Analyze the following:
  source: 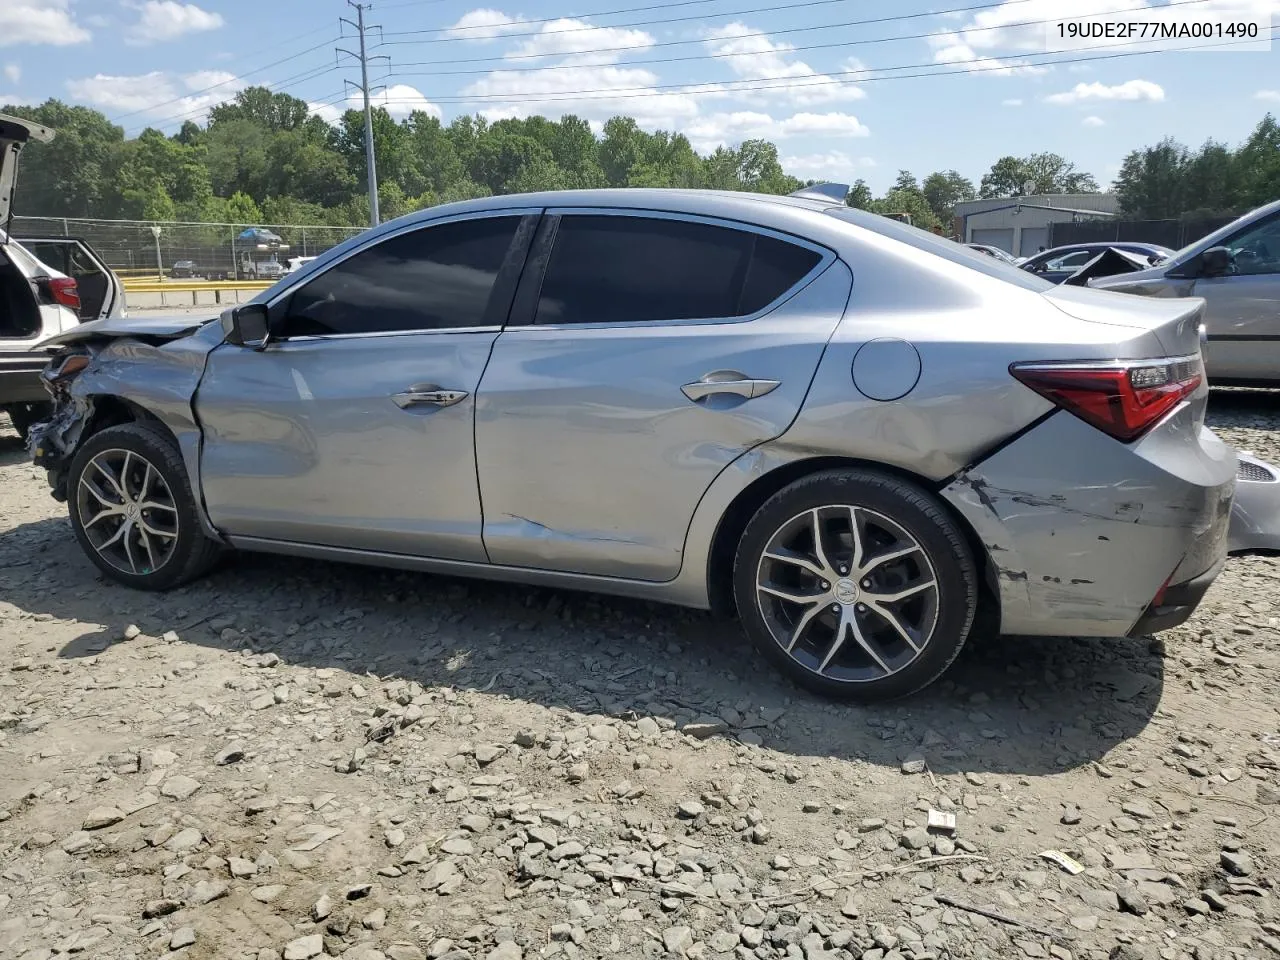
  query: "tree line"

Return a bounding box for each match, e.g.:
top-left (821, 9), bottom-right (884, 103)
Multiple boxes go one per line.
top-left (4, 87), bottom-right (1278, 229)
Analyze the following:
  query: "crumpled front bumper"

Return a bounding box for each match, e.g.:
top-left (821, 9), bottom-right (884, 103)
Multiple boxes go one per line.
top-left (1230, 450), bottom-right (1280, 553)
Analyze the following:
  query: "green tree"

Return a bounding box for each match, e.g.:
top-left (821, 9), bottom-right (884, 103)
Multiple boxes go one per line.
top-left (921, 170), bottom-right (976, 224)
top-left (845, 179), bottom-right (874, 210)
top-left (980, 153), bottom-right (1098, 198)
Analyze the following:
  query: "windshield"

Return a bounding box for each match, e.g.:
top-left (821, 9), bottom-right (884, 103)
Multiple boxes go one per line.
top-left (1167, 199), bottom-right (1280, 265)
top-left (826, 207), bottom-right (1054, 291)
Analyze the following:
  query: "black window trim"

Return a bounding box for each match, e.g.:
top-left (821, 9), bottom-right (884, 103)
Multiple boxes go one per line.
top-left (507, 206), bottom-right (836, 330)
top-left (261, 207), bottom-right (545, 343)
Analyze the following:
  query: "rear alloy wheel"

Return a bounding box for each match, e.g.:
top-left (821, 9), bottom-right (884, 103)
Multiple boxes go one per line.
top-left (734, 469), bottom-right (978, 701)
top-left (68, 422), bottom-right (222, 590)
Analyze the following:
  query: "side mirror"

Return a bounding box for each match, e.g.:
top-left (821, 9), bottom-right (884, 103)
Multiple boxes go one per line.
top-left (1199, 246), bottom-right (1233, 278)
top-left (221, 303), bottom-right (270, 348)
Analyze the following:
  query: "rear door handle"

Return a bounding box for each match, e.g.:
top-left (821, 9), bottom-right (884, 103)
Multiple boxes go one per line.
top-left (681, 373), bottom-right (781, 402)
top-left (392, 384), bottom-right (469, 409)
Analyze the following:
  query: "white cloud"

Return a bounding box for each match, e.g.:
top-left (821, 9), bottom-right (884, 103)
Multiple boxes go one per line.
top-left (508, 19), bottom-right (653, 63)
top-left (311, 84), bottom-right (443, 124)
top-left (0, 0), bottom-right (91, 46)
top-left (928, 0), bottom-right (1280, 64)
top-left (1044, 79), bottom-right (1164, 105)
top-left (466, 63), bottom-right (704, 128)
top-left (445, 8), bottom-right (525, 41)
top-left (66, 69), bottom-right (242, 120)
top-left (684, 110), bottom-right (868, 150)
top-left (703, 23), bottom-right (868, 105)
top-left (1082, 115), bottom-right (1105, 126)
top-left (126, 1), bottom-right (224, 46)
top-left (926, 37), bottom-right (1049, 76)
top-left (1257, 90), bottom-right (1280, 103)
top-left (1002, 98), bottom-right (1023, 106)
top-left (3, 64), bottom-right (18, 84)
top-left (780, 151), bottom-right (876, 180)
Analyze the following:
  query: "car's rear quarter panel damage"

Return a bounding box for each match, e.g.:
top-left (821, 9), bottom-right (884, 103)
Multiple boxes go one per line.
top-left (943, 408), bottom-right (1235, 637)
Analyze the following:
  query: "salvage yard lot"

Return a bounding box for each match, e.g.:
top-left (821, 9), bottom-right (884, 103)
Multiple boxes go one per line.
top-left (2, 394), bottom-right (1280, 960)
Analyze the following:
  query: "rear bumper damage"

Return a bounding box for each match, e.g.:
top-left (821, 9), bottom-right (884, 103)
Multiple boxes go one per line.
top-left (942, 410), bottom-right (1236, 638)
top-left (1127, 557), bottom-right (1224, 637)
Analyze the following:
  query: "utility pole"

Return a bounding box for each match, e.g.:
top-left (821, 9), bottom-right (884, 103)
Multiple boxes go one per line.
top-left (338, 1), bottom-right (387, 228)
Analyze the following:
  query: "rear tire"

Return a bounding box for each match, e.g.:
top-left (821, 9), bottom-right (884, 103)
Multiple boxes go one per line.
top-left (67, 421), bottom-right (222, 590)
top-left (733, 468), bottom-right (978, 701)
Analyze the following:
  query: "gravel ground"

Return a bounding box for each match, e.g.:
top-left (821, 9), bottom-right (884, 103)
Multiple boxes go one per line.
top-left (1, 394), bottom-right (1279, 960)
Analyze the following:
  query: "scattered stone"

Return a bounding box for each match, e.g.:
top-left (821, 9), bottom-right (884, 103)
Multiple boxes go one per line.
top-left (283, 934), bottom-right (324, 960)
top-left (190, 880), bottom-right (229, 905)
top-left (160, 775), bottom-right (201, 800)
top-left (901, 754), bottom-right (927, 775)
top-left (663, 925), bottom-right (694, 954)
top-left (82, 806), bottom-right (124, 830)
top-left (170, 927), bottom-right (197, 950)
top-left (1222, 850), bottom-right (1254, 876)
top-left (677, 800), bottom-right (705, 819)
top-left (681, 718), bottom-right (729, 739)
top-left (215, 744), bottom-right (246, 765)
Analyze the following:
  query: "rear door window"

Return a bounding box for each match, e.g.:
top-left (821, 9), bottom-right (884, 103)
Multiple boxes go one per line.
top-left (534, 215), bottom-right (822, 325)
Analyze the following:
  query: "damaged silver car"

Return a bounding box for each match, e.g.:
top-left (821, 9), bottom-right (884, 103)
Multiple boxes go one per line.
top-left (26, 186), bottom-right (1256, 700)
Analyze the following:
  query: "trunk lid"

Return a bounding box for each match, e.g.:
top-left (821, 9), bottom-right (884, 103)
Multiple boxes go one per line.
top-left (1043, 283), bottom-right (1206, 358)
top-left (0, 113), bottom-right (54, 240)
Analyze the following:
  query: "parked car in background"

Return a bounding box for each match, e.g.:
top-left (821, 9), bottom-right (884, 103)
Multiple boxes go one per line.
top-left (30, 185), bottom-right (1238, 702)
top-left (965, 243), bottom-right (1019, 264)
top-left (286, 255), bottom-right (317, 274)
top-left (1019, 242), bottom-right (1176, 284)
top-left (171, 260), bottom-right (200, 278)
top-left (1090, 199), bottom-right (1280, 386)
top-left (2, 114), bottom-right (125, 440)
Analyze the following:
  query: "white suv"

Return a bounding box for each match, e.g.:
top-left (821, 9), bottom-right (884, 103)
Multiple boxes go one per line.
top-left (1, 113), bottom-right (125, 439)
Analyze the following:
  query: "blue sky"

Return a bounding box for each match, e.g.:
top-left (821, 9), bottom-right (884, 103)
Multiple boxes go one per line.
top-left (2, 0), bottom-right (1278, 193)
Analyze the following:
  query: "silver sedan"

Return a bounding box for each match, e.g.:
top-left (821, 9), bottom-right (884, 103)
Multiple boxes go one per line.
top-left (29, 186), bottom-right (1236, 701)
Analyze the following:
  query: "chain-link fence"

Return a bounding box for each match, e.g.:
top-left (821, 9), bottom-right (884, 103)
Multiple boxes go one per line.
top-left (8, 216), bottom-right (366, 280)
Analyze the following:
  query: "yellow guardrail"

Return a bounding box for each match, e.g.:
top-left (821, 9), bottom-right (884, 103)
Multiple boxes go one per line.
top-left (122, 279), bottom-right (272, 293)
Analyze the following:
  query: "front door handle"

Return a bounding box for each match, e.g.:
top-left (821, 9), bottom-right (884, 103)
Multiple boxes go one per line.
top-left (392, 384), bottom-right (469, 409)
top-left (681, 372), bottom-right (782, 402)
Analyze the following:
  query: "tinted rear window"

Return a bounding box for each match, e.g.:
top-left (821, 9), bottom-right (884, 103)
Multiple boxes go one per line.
top-left (535, 215), bottom-right (822, 325)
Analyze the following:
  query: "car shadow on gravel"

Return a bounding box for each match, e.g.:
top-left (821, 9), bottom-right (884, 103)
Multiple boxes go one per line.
top-left (1, 515), bottom-right (1164, 778)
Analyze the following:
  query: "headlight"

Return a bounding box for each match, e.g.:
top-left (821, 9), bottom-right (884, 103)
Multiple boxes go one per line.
top-left (40, 352), bottom-right (91, 396)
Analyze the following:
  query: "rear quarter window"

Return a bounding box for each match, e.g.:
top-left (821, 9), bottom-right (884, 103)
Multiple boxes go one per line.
top-left (824, 207), bottom-right (1054, 292)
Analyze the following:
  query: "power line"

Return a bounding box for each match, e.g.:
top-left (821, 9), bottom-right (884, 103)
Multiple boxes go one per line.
top-left (386, 0), bottom-right (1213, 79)
top-left (379, 0), bottom-right (921, 38)
top-left (122, 62), bottom-right (343, 136)
top-left (108, 36), bottom-right (341, 123)
top-left (382, 0), bottom-right (1210, 64)
top-left (375, 28), bottom-right (1277, 106)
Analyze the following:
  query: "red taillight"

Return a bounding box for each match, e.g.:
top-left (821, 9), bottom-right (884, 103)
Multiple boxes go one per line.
top-left (1010, 356), bottom-right (1203, 443)
top-left (45, 277), bottom-right (81, 310)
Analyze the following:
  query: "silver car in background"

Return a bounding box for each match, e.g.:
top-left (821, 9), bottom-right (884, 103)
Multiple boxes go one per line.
top-left (1090, 198), bottom-right (1280, 385)
top-left (29, 186), bottom-right (1235, 701)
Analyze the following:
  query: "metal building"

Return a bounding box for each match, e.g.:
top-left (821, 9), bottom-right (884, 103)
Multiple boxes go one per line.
top-left (955, 194), bottom-right (1119, 258)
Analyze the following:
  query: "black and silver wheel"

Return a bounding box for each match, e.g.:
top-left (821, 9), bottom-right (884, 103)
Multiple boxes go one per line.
top-left (734, 469), bottom-right (977, 701)
top-left (67, 422), bottom-right (222, 590)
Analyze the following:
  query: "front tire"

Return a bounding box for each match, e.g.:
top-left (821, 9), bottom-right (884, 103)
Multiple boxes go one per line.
top-left (733, 469), bottom-right (978, 701)
top-left (67, 422), bottom-right (222, 590)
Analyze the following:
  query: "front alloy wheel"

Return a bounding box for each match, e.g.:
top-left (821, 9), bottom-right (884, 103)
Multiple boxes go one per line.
top-left (75, 448), bottom-right (179, 576)
top-left (67, 421), bottom-right (222, 590)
